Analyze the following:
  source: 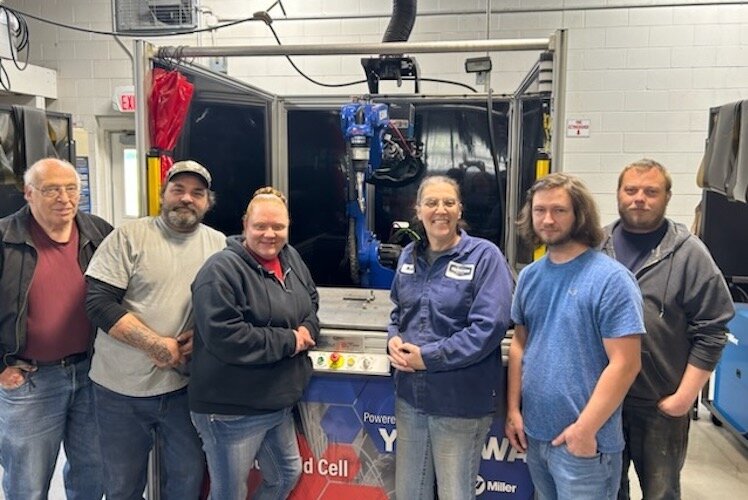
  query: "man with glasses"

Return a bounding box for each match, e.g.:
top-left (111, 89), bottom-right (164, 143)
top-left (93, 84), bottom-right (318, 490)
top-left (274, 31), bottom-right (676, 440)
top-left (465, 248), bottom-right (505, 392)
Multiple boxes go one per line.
top-left (85, 160), bottom-right (225, 499)
top-left (0, 157), bottom-right (112, 500)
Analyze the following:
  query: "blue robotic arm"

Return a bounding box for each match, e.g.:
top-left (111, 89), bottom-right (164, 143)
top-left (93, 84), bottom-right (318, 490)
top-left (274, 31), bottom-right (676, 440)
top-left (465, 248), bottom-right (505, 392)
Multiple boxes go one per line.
top-left (340, 100), bottom-right (422, 288)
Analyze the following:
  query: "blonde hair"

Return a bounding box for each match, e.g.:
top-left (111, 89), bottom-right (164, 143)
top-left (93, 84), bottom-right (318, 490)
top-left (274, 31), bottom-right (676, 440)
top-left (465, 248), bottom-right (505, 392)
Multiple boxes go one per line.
top-left (617, 158), bottom-right (672, 193)
top-left (245, 186), bottom-right (288, 218)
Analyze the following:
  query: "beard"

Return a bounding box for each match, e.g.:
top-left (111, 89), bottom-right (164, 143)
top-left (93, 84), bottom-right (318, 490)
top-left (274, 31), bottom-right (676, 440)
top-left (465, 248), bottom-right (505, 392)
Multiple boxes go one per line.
top-left (619, 208), bottom-right (665, 233)
top-left (535, 225), bottom-right (574, 247)
top-left (543, 233), bottom-right (573, 247)
top-left (163, 203), bottom-right (203, 232)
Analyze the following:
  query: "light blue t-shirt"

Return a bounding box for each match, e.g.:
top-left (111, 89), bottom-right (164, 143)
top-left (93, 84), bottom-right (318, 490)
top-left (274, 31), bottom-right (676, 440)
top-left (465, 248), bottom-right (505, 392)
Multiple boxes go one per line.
top-left (511, 249), bottom-right (645, 453)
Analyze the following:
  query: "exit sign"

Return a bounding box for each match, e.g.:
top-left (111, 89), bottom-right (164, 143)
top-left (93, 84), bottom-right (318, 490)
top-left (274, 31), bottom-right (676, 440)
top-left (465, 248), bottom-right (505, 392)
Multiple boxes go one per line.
top-left (113, 85), bottom-right (135, 113)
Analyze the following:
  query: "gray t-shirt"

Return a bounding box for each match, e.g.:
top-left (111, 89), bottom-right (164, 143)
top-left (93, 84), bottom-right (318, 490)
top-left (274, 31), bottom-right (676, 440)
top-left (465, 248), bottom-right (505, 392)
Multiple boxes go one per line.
top-left (86, 216), bottom-right (225, 397)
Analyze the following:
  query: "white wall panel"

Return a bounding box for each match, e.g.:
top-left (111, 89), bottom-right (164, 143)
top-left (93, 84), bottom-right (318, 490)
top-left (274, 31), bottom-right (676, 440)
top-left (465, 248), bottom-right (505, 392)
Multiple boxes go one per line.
top-left (629, 7), bottom-right (674, 25)
top-left (582, 48), bottom-right (628, 69)
top-left (624, 47), bottom-right (670, 69)
top-left (4, 0), bottom-right (748, 227)
top-left (605, 26), bottom-right (650, 47)
top-left (585, 9), bottom-right (629, 28)
top-left (601, 69), bottom-right (647, 91)
top-left (567, 70), bottom-right (604, 91)
top-left (643, 111), bottom-right (693, 132)
top-left (600, 111), bottom-right (647, 132)
top-left (645, 68), bottom-right (693, 90)
top-left (624, 90), bottom-right (671, 111)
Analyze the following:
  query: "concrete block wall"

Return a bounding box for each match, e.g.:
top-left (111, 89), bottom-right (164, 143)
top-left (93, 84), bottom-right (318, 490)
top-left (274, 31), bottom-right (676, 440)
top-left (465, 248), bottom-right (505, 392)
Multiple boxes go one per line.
top-left (4, 0), bottom-right (748, 227)
top-left (561, 2), bottom-right (748, 224)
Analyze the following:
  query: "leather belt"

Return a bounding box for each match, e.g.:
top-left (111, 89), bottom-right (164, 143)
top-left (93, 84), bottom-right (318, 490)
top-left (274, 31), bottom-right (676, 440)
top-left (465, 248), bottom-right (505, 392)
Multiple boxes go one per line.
top-left (16, 352), bottom-right (88, 367)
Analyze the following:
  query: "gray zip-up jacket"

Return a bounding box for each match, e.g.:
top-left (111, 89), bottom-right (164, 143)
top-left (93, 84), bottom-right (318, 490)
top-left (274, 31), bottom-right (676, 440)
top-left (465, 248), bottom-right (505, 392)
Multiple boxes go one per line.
top-left (0, 205), bottom-right (113, 369)
top-left (601, 219), bottom-right (734, 403)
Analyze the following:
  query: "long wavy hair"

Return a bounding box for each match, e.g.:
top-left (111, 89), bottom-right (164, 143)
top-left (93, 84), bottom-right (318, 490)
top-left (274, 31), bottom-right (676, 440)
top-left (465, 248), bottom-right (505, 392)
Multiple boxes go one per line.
top-left (516, 172), bottom-right (603, 248)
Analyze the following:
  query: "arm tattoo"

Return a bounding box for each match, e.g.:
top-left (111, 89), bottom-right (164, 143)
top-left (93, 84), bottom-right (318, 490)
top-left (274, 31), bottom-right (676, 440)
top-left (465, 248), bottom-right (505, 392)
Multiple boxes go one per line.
top-left (122, 324), bottom-right (172, 363)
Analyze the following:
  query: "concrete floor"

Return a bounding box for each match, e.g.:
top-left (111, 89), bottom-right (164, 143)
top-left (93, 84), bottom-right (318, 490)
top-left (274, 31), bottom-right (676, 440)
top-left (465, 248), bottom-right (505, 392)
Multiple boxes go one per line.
top-left (626, 404), bottom-right (748, 500)
top-left (1, 404), bottom-right (746, 499)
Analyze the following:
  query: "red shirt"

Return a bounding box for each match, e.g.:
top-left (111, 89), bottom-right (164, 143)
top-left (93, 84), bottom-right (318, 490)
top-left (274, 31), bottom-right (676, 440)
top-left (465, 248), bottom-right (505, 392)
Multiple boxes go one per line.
top-left (23, 218), bottom-right (91, 361)
top-left (249, 250), bottom-right (283, 283)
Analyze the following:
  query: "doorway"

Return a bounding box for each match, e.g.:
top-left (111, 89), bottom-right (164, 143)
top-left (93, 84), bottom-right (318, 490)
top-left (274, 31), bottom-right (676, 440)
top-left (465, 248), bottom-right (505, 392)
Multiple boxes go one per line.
top-left (109, 130), bottom-right (139, 227)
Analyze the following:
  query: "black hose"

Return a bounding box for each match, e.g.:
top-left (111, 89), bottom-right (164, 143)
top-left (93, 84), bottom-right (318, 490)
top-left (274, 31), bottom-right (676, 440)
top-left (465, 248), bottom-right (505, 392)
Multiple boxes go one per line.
top-left (348, 218), bottom-right (360, 285)
top-left (383, 0), bottom-right (417, 42)
top-left (346, 158), bottom-right (361, 285)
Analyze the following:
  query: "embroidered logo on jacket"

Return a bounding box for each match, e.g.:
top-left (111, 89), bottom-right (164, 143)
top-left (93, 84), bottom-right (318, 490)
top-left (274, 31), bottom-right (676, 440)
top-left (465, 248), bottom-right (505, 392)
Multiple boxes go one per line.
top-left (445, 261), bottom-right (475, 280)
top-left (400, 263), bottom-right (415, 274)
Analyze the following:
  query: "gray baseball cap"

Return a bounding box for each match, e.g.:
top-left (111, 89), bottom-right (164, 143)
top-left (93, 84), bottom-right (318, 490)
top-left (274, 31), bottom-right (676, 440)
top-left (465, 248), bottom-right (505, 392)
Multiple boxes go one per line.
top-left (165, 160), bottom-right (212, 188)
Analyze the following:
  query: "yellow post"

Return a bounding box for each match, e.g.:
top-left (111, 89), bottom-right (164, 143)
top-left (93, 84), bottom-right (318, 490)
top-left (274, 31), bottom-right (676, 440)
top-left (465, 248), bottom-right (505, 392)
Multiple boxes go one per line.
top-left (533, 150), bottom-right (551, 260)
top-left (533, 243), bottom-right (547, 260)
top-left (535, 154), bottom-right (550, 179)
top-left (147, 154), bottom-right (162, 216)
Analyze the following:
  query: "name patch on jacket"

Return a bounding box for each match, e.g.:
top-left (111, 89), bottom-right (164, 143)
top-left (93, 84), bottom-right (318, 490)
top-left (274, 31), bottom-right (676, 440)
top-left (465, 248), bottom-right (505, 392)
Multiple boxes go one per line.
top-left (445, 261), bottom-right (474, 280)
top-left (400, 263), bottom-right (415, 274)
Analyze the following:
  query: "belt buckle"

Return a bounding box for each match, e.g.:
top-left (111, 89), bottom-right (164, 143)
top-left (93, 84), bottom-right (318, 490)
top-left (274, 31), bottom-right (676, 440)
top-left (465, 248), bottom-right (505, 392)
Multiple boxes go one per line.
top-left (59, 353), bottom-right (86, 366)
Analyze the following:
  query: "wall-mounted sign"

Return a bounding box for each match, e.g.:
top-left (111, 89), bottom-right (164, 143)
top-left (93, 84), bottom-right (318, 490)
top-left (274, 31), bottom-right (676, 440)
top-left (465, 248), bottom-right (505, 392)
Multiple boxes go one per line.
top-left (113, 85), bottom-right (135, 113)
top-left (75, 156), bottom-right (91, 213)
top-left (566, 119), bottom-right (591, 137)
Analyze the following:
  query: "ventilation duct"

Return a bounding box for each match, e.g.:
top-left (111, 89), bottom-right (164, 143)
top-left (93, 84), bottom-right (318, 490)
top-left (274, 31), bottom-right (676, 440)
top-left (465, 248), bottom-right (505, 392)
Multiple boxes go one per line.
top-left (112, 0), bottom-right (197, 35)
top-left (382, 0), bottom-right (417, 43)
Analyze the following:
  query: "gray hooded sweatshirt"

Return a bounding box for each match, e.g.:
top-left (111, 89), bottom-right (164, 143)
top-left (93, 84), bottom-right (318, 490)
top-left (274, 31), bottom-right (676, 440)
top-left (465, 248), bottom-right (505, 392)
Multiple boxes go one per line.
top-left (601, 219), bottom-right (735, 403)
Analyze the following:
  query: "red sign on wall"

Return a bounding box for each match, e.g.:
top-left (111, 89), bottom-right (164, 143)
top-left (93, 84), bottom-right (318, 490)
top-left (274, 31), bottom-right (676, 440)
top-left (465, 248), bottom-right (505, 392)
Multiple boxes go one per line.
top-left (113, 85), bottom-right (136, 113)
top-left (119, 93), bottom-right (135, 112)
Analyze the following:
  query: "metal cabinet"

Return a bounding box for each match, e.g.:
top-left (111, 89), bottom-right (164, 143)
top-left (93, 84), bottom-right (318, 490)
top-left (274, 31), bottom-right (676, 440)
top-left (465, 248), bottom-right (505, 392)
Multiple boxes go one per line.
top-left (712, 303), bottom-right (748, 443)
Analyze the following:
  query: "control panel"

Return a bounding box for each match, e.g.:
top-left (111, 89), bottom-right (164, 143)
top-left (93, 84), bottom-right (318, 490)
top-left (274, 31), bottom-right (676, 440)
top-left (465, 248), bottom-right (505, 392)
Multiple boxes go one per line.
top-left (313, 288), bottom-right (393, 377)
top-left (308, 350), bottom-right (391, 376)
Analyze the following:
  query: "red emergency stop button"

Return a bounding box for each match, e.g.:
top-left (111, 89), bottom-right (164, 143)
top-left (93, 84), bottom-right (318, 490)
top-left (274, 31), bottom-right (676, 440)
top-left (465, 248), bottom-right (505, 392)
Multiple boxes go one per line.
top-left (329, 352), bottom-right (344, 369)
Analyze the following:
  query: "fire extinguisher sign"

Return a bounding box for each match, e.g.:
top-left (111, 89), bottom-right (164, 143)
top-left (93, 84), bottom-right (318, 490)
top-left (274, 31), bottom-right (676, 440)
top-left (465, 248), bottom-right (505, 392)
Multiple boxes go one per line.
top-left (566, 119), bottom-right (591, 137)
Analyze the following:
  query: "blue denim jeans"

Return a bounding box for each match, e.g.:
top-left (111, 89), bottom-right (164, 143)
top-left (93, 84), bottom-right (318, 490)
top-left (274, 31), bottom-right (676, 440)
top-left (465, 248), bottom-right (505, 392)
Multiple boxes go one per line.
top-left (618, 402), bottom-right (690, 500)
top-left (191, 406), bottom-right (302, 500)
top-left (0, 358), bottom-right (103, 500)
top-left (395, 398), bottom-right (492, 500)
top-left (526, 436), bottom-right (622, 500)
top-left (93, 383), bottom-right (205, 500)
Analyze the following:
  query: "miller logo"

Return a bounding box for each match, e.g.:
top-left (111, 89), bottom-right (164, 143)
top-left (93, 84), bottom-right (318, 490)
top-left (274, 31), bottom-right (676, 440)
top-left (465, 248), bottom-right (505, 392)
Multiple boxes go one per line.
top-left (474, 474), bottom-right (520, 495)
top-left (475, 475), bottom-right (486, 495)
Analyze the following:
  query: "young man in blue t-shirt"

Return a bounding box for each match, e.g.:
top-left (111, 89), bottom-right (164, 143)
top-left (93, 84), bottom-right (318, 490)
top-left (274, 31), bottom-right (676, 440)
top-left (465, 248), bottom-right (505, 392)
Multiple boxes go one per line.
top-left (506, 173), bottom-right (645, 500)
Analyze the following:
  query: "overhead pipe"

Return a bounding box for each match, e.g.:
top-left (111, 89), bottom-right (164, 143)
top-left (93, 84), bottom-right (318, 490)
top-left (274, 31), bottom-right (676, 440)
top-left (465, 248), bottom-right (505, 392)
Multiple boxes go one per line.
top-left (156, 39), bottom-right (550, 59)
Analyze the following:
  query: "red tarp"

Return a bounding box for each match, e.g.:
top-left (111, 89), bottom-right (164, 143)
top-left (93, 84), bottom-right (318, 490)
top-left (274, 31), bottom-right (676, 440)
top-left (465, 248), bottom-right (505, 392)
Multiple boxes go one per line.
top-left (148, 67), bottom-right (194, 179)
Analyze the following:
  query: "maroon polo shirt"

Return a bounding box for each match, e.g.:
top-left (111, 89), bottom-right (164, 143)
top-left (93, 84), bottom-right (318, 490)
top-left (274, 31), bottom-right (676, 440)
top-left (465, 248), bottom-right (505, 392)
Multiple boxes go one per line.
top-left (22, 217), bottom-right (90, 361)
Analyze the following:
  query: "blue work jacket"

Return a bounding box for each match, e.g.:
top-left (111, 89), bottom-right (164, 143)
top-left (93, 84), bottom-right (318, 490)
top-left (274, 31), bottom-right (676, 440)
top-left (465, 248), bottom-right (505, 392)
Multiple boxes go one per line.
top-left (388, 231), bottom-right (513, 418)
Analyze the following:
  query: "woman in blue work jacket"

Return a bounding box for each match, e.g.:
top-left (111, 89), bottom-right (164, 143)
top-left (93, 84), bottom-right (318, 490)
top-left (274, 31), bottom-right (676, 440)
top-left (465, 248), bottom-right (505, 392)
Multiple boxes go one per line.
top-left (388, 175), bottom-right (514, 500)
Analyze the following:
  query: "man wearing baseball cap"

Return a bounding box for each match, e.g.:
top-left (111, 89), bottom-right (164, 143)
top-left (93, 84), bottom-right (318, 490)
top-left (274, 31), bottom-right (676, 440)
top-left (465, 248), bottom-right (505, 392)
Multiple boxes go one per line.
top-left (84, 160), bottom-right (225, 499)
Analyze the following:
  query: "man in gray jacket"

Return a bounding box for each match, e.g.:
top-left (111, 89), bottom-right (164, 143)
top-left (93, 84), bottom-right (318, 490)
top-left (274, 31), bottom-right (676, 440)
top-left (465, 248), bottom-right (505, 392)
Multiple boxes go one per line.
top-left (601, 158), bottom-right (735, 500)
